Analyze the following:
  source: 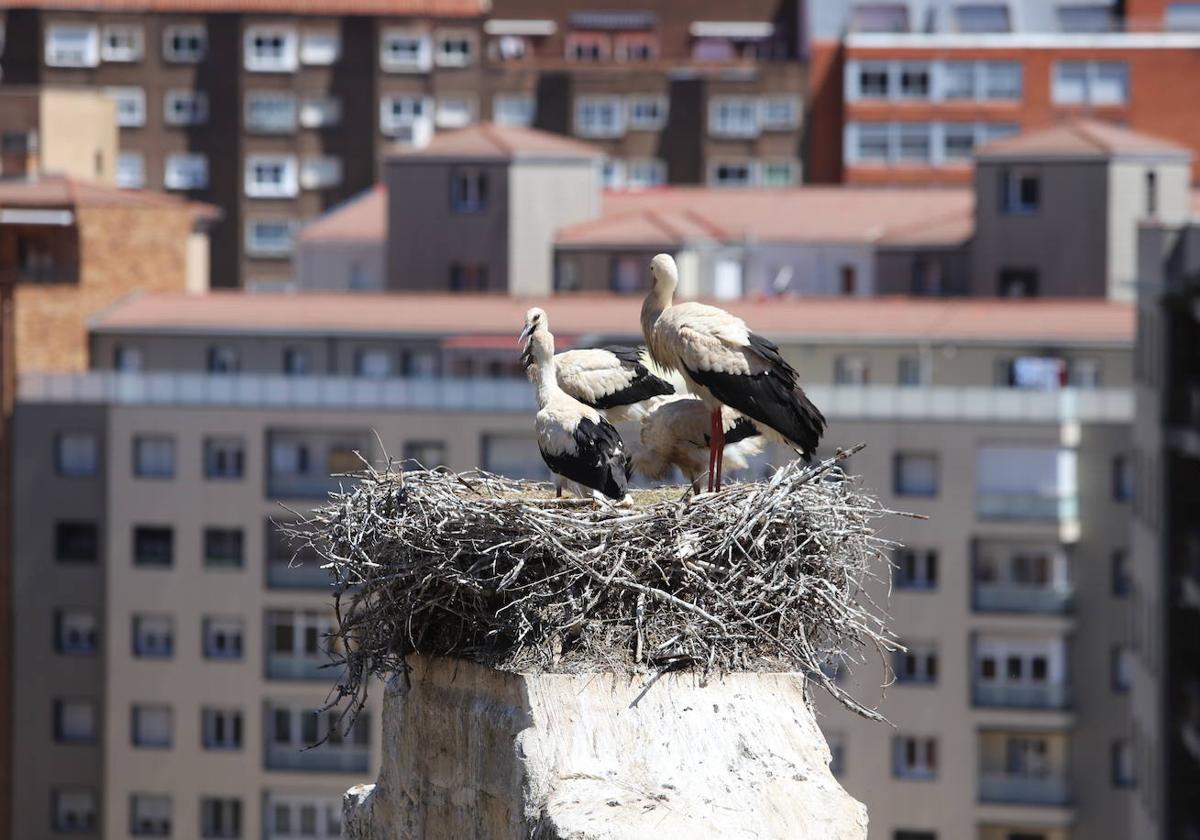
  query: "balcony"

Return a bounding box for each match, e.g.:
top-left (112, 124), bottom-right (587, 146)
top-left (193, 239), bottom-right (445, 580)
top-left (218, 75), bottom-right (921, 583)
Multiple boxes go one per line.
top-left (266, 653), bottom-right (336, 681)
top-left (264, 743), bottom-right (368, 774)
top-left (977, 493), bottom-right (1078, 522)
top-left (266, 560), bottom-right (330, 590)
top-left (978, 772), bottom-right (1070, 806)
top-left (973, 682), bottom-right (1070, 710)
top-left (974, 582), bottom-right (1073, 614)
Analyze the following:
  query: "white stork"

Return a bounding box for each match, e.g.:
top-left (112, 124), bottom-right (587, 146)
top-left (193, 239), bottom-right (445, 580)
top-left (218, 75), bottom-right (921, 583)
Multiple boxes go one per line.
top-left (641, 253), bottom-right (826, 492)
top-left (519, 314), bottom-right (630, 501)
top-left (630, 396), bottom-right (765, 493)
top-left (520, 307), bottom-right (676, 422)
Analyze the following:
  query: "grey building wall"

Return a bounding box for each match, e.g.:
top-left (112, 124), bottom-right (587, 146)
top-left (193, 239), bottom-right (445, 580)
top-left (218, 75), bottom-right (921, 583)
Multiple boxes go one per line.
top-left (507, 159), bottom-right (602, 296)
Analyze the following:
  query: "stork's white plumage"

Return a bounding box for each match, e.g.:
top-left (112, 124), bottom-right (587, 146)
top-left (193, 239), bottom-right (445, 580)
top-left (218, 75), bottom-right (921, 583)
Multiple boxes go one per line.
top-left (630, 396), bottom-right (765, 493)
top-left (641, 253), bottom-right (826, 491)
top-left (520, 318), bottom-right (630, 501)
top-left (520, 307), bottom-right (675, 422)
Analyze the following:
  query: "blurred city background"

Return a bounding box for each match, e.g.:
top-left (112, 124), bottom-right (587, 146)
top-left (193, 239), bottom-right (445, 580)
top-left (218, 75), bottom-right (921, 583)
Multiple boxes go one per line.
top-left (0, 0), bottom-right (1197, 838)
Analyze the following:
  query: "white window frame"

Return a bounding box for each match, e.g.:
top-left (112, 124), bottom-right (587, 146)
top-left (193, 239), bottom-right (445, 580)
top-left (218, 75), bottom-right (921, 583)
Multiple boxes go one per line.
top-left (380, 28), bottom-right (431, 72)
top-left (131, 794), bottom-right (171, 837)
top-left (847, 59), bottom-right (1022, 102)
top-left (46, 24), bottom-right (100, 68)
top-left (58, 608), bottom-right (98, 653)
top-left (245, 154), bottom-right (298, 199)
top-left (379, 95), bottom-right (432, 139)
top-left (164, 153), bottom-right (208, 190)
top-left (245, 91), bottom-right (298, 134)
top-left (133, 615), bottom-right (173, 658)
top-left (202, 616), bottom-right (244, 660)
top-left (300, 96), bottom-right (342, 128)
top-left (201, 798), bottom-right (242, 839)
top-left (243, 25), bottom-right (299, 72)
top-left (132, 704), bottom-right (173, 748)
top-left (57, 433), bottom-right (98, 476)
top-left (574, 95), bottom-right (626, 139)
top-left (106, 86), bottom-right (146, 128)
top-left (101, 23), bottom-right (144, 62)
top-left (895, 451), bottom-right (939, 497)
top-left (709, 160), bottom-right (756, 187)
top-left (202, 707), bottom-right (243, 750)
top-left (1002, 166), bottom-right (1041, 214)
top-left (896, 61), bottom-right (932, 100)
top-left (626, 158), bottom-right (667, 189)
top-left (896, 122), bottom-right (933, 163)
top-left (134, 436), bottom-right (175, 478)
top-left (300, 156), bottom-right (343, 190)
top-left (492, 93), bottom-right (535, 126)
top-left (760, 96), bottom-right (799, 131)
top-left (265, 794), bottom-right (342, 840)
top-left (602, 159), bottom-right (626, 189)
top-left (117, 152), bottom-right (146, 188)
top-left (760, 159), bottom-right (798, 186)
top-left (53, 789), bottom-right (97, 834)
top-left (1053, 60), bottom-right (1128, 105)
top-left (627, 95), bottom-right (668, 131)
top-left (435, 95), bottom-right (476, 129)
top-left (245, 218), bottom-right (298, 257)
top-left (57, 698), bottom-right (97, 742)
top-left (164, 90), bottom-right (209, 126)
top-left (893, 735), bottom-right (938, 779)
top-left (163, 24), bottom-right (206, 63)
top-left (300, 28), bottom-right (340, 65)
top-left (708, 96), bottom-right (759, 138)
top-left (434, 29), bottom-right (474, 67)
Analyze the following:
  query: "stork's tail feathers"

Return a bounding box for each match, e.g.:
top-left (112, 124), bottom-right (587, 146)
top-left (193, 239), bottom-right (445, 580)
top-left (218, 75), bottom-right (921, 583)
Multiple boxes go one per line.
top-left (626, 439), bottom-right (674, 482)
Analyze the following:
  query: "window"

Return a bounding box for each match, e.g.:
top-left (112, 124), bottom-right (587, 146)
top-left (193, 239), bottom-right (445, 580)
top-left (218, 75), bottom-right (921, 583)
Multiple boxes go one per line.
top-left (896, 123), bottom-right (931, 163)
top-left (202, 798), bottom-right (242, 839)
top-left (246, 91), bottom-right (297, 133)
top-left (709, 96), bottom-right (758, 138)
top-left (760, 96), bottom-right (798, 130)
top-left (244, 25), bottom-right (297, 71)
top-left (134, 436), bottom-right (175, 478)
top-left (46, 24), bottom-right (100, 67)
top-left (164, 90), bottom-right (208, 125)
top-left (898, 63), bottom-right (931, 99)
top-left (894, 453), bottom-right (938, 497)
top-left (102, 23), bottom-right (144, 61)
top-left (57, 433), bottom-right (98, 476)
top-left (436, 95), bottom-right (475, 129)
top-left (380, 28), bottom-right (431, 71)
top-left (614, 32), bottom-right (657, 61)
top-left (57, 609), bottom-right (98, 654)
top-left (164, 24), bottom-right (206, 62)
top-left (203, 617), bottom-right (244, 660)
top-left (380, 96), bottom-right (431, 138)
top-left (133, 614), bottom-right (173, 658)
top-left (711, 161), bottom-right (754, 186)
top-left (55, 698), bottom-right (97, 743)
top-left (893, 736), bottom-right (938, 779)
top-left (1001, 167), bottom-right (1040, 213)
top-left (1112, 739), bottom-right (1135, 786)
top-left (245, 155), bottom-right (298, 198)
top-left (575, 96), bottom-right (625, 138)
top-left (1112, 645), bottom-right (1132, 692)
top-left (760, 160), bottom-right (796, 187)
top-left (857, 61), bottom-right (890, 98)
top-left (942, 62), bottom-right (975, 99)
top-left (203, 437), bottom-right (244, 480)
top-left (301, 156), bottom-right (342, 190)
top-left (834, 355), bottom-right (869, 385)
top-left (204, 528), bottom-right (244, 568)
top-left (300, 28), bottom-right (339, 64)
top-left (449, 263), bottom-right (489, 291)
top-left (565, 31), bottom-right (609, 61)
top-left (202, 707), bottom-right (243, 750)
top-left (56, 522), bottom-right (98, 564)
top-left (628, 159), bottom-right (667, 188)
top-left (493, 93), bottom-right (534, 126)
top-left (117, 152), bottom-right (146, 188)
top-left (894, 644), bottom-right (938, 684)
top-left (268, 609), bottom-right (334, 666)
top-left (355, 349), bottom-right (393, 379)
top-left (131, 794), bottom-right (171, 837)
top-left (207, 345), bottom-right (239, 373)
top-left (1053, 60), bottom-right (1128, 104)
top-left (895, 548), bottom-right (938, 590)
top-left (898, 355), bottom-right (928, 386)
top-left (53, 788), bottom-right (97, 833)
top-left (300, 96), bottom-right (341, 128)
top-left (998, 268), bottom-right (1039, 297)
top-left (283, 348), bottom-right (311, 376)
top-left (435, 30), bottom-right (474, 66)
top-left (134, 526), bottom-right (173, 567)
top-left (982, 61), bottom-right (1022, 99)
top-left (266, 796), bottom-right (343, 839)
top-left (106, 87), bottom-right (146, 127)
top-left (246, 218), bottom-right (298, 257)
top-left (132, 705), bottom-right (172, 748)
top-left (1058, 5), bottom-right (1116, 31)
top-left (404, 441), bottom-right (446, 468)
top-left (850, 3), bottom-right (910, 32)
top-left (954, 3), bottom-right (1011, 32)
top-left (977, 446), bottom-right (1077, 520)
top-left (854, 123), bottom-right (890, 162)
top-left (1112, 549), bottom-right (1131, 597)
top-left (1113, 455), bottom-right (1134, 501)
top-left (1167, 2), bottom-right (1200, 30)
top-left (1146, 169), bottom-right (1158, 217)
top-left (164, 153), bottom-right (208, 190)
top-left (450, 168), bottom-right (488, 213)
top-left (602, 159), bottom-right (626, 188)
top-left (625, 96), bottom-right (668, 130)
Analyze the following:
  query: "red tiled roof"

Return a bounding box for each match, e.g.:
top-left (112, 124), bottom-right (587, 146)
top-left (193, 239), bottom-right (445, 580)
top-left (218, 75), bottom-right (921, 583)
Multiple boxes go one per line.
top-left (0, 0), bottom-right (483, 14)
top-left (977, 118), bottom-right (1192, 160)
top-left (0, 174), bottom-right (216, 215)
top-left (297, 184), bottom-right (385, 243)
top-left (92, 291), bottom-right (1133, 346)
top-left (388, 123), bottom-right (603, 162)
top-left (557, 187), bottom-right (974, 247)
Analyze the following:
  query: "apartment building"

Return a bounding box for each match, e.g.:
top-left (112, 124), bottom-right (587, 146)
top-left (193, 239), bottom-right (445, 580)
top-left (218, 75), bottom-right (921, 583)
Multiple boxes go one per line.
top-left (1129, 212), bottom-right (1200, 838)
top-left (0, 87), bottom-right (118, 182)
top-left (0, 0), bottom-right (490, 289)
top-left (11, 291), bottom-right (1135, 840)
top-left (805, 0), bottom-right (1200, 185)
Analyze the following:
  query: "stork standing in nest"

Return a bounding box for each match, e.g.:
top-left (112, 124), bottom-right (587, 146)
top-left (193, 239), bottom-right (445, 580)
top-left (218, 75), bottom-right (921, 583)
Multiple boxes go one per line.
top-left (520, 307), bottom-right (675, 422)
top-left (641, 253), bottom-right (826, 492)
top-left (520, 312), bottom-right (630, 501)
top-left (630, 395), bottom-right (766, 494)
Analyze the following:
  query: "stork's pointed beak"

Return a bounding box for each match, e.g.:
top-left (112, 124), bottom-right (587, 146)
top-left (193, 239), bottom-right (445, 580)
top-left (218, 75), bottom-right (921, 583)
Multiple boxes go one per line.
top-left (518, 322), bottom-right (534, 345)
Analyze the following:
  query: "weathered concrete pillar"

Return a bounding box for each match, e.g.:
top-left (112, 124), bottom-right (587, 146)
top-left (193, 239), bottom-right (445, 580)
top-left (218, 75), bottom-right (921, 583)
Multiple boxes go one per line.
top-left (344, 656), bottom-right (867, 839)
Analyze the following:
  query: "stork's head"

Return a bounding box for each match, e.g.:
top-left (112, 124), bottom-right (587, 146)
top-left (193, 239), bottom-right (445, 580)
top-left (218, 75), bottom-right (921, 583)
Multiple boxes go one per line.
top-left (649, 253), bottom-right (678, 294)
top-left (519, 307), bottom-right (552, 369)
top-left (519, 307), bottom-right (548, 346)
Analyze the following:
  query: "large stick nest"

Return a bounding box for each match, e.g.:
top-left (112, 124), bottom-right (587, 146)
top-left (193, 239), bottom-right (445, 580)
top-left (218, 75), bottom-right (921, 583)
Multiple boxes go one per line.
top-left (284, 443), bottom-right (904, 725)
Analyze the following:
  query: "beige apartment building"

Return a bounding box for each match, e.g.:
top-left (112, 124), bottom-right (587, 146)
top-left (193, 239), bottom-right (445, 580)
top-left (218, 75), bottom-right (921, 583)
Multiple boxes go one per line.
top-left (12, 291), bottom-right (1135, 840)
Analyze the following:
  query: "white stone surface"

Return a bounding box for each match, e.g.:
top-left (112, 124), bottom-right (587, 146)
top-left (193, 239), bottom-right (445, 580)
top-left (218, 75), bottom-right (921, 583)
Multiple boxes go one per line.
top-left (344, 656), bottom-right (867, 839)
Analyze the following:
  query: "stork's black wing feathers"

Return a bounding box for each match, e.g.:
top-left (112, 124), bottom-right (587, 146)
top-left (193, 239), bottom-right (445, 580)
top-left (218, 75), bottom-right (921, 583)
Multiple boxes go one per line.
top-left (539, 416), bottom-right (629, 500)
top-left (587, 345), bottom-right (675, 410)
top-left (684, 332), bottom-right (826, 460)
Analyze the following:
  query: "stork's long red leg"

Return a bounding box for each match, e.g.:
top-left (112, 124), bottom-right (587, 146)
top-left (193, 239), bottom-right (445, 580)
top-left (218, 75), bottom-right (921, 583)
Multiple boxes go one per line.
top-left (707, 408), bottom-right (721, 493)
top-left (713, 416), bottom-right (726, 492)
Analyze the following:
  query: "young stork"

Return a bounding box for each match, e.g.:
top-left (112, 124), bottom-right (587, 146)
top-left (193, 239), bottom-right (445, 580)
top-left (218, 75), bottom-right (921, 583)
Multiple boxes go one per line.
top-left (520, 314), bottom-right (630, 501)
top-left (519, 307), bottom-right (675, 422)
top-left (641, 253), bottom-right (826, 492)
top-left (630, 395), bottom-right (765, 494)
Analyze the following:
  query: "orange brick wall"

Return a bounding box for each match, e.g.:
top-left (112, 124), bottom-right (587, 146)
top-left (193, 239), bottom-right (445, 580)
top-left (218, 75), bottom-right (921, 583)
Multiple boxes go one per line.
top-left (14, 205), bottom-right (195, 373)
top-left (837, 45), bottom-right (1200, 185)
top-left (805, 40), bottom-right (846, 184)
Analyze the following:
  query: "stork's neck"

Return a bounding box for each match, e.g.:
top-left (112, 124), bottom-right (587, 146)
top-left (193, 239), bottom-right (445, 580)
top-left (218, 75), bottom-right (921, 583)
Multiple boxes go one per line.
top-left (641, 282), bottom-right (673, 340)
top-left (534, 352), bottom-right (560, 406)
